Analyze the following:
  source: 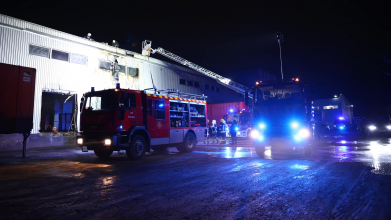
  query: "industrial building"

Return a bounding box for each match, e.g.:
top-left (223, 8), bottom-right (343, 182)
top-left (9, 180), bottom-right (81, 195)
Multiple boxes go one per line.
top-left (313, 94), bottom-right (354, 126)
top-left (0, 13), bottom-right (244, 150)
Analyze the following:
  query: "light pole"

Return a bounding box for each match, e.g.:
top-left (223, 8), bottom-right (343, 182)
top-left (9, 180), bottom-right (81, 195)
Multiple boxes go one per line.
top-left (277, 32), bottom-right (284, 82)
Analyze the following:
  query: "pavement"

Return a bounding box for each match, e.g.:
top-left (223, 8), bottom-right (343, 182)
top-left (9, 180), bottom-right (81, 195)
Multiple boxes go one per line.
top-left (1, 130), bottom-right (391, 219)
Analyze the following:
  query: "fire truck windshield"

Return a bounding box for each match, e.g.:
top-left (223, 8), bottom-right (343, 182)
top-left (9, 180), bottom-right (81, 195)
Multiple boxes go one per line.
top-left (226, 112), bottom-right (250, 125)
top-left (83, 91), bottom-right (118, 112)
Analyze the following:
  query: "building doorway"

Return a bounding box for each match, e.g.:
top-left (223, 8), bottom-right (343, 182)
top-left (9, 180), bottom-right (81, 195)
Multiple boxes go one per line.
top-left (40, 91), bottom-right (77, 132)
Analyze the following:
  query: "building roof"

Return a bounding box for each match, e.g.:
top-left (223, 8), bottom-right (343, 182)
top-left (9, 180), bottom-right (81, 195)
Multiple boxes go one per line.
top-left (0, 13), bottom-right (205, 77)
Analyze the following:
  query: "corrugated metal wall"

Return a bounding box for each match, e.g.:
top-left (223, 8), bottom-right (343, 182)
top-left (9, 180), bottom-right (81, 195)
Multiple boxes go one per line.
top-left (0, 14), bottom-right (244, 134)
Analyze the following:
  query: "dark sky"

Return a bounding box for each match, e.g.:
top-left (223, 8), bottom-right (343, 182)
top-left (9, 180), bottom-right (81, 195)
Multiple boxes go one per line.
top-left (2, 0), bottom-right (391, 117)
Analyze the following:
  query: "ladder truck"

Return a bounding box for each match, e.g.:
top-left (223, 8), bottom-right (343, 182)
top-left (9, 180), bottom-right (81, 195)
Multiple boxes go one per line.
top-left (141, 40), bottom-right (253, 99)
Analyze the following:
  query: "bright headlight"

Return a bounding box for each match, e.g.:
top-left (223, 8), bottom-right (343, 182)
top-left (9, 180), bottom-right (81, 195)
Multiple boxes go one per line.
top-left (368, 125), bottom-right (376, 131)
top-left (104, 139), bottom-right (112, 145)
top-left (386, 125), bottom-right (391, 130)
top-left (259, 123), bottom-right (266, 129)
top-left (250, 130), bottom-right (260, 139)
top-left (77, 138), bottom-right (83, 145)
top-left (299, 129), bottom-right (310, 138)
top-left (291, 122), bottom-right (299, 129)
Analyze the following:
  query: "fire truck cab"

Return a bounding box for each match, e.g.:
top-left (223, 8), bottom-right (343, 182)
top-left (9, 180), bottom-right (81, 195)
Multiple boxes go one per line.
top-left (77, 86), bottom-right (207, 160)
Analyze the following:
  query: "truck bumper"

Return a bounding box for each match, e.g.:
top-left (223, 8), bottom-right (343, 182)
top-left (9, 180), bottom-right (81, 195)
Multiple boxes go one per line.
top-left (76, 134), bottom-right (119, 151)
top-left (226, 130), bottom-right (248, 138)
top-left (254, 137), bottom-right (311, 153)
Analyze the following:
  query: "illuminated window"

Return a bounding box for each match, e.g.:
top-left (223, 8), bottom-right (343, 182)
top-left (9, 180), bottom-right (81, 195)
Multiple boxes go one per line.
top-left (71, 54), bottom-right (87, 65)
top-left (323, 105), bottom-right (338, 110)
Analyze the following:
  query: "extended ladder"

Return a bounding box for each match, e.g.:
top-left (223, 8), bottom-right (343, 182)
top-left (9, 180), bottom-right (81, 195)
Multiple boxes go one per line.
top-left (142, 40), bottom-right (252, 98)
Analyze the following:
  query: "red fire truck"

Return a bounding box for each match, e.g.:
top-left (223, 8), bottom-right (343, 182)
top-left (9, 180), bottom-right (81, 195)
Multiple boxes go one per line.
top-left (207, 102), bottom-right (252, 138)
top-left (77, 86), bottom-right (208, 160)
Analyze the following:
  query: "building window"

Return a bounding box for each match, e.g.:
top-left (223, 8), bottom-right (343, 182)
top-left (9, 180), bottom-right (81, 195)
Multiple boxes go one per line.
top-left (187, 80), bottom-right (193, 86)
top-left (52, 49), bottom-right (69, 62)
top-left (118, 65), bottom-right (126, 73)
top-left (205, 84), bottom-right (209, 90)
top-left (194, 82), bottom-right (200, 88)
top-left (29, 44), bottom-right (49, 58)
top-left (180, 79), bottom-right (186, 85)
top-left (127, 67), bottom-right (138, 77)
top-left (71, 54), bottom-right (87, 65)
top-left (99, 60), bottom-right (111, 70)
top-left (323, 105), bottom-right (338, 110)
top-left (216, 87), bottom-right (220, 92)
top-left (211, 86), bottom-right (215, 91)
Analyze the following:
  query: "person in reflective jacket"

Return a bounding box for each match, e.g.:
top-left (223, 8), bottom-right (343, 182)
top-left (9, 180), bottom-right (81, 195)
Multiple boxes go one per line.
top-left (207, 120), bottom-right (218, 144)
top-left (218, 119), bottom-right (227, 144)
top-left (230, 120), bottom-right (238, 144)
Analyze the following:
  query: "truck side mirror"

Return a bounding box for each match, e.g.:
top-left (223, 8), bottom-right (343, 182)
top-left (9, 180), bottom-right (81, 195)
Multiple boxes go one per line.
top-left (80, 97), bottom-right (85, 113)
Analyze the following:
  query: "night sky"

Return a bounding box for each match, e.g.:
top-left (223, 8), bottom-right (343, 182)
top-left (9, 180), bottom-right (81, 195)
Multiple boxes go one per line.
top-left (2, 1), bottom-right (391, 117)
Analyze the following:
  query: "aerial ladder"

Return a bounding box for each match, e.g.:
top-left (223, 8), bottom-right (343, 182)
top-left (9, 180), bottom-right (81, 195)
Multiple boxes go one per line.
top-left (141, 40), bottom-right (252, 99)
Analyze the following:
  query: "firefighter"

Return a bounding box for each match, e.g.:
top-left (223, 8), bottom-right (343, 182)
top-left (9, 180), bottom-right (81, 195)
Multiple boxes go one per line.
top-left (204, 120), bottom-right (209, 144)
top-left (230, 120), bottom-right (238, 144)
top-left (208, 120), bottom-right (218, 144)
top-left (218, 119), bottom-right (227, 144)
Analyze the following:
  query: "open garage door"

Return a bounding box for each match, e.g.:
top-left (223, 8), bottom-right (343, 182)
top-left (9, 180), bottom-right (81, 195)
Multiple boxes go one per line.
top-left (40, 91), bottom-right (77, 132)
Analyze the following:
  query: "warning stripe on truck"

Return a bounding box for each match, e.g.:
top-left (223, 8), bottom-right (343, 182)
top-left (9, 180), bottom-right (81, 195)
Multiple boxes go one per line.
top-left (146, 94), bottom-right (206, 103)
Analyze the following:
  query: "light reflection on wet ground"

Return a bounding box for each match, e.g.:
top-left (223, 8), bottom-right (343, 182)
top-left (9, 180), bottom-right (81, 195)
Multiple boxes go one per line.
top-left (190, 131), bottom-right (391, 175)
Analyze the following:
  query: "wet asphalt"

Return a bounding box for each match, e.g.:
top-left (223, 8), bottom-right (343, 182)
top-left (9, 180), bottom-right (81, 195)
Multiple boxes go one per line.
top-left (1, 130), bottom-right (391, 219)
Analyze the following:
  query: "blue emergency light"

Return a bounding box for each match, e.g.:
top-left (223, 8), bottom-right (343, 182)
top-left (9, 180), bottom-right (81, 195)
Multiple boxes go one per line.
top-left (91, 87), bottom-right (95, 92)
top-left (116, 83), bottom-right (120, 89)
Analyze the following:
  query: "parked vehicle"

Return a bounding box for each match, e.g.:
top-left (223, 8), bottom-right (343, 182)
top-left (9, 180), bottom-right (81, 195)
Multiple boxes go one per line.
top-left (77, 86), bottom-right (207, 159)
top-left (333, 117), bottom-right (348, 131)
top-left (358, 117), bottom-right (391, 138)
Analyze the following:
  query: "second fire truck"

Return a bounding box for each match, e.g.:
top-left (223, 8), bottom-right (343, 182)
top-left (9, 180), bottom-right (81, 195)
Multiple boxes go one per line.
top-left (77, 85), bottom-right (208, 160)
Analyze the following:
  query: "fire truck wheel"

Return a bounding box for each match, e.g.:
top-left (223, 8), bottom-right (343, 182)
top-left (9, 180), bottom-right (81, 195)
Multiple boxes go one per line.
top-left (94, 149), bottom-right (113, 159)
top-left (177, 132), bottom-right (196, 153)
top-left (255, 145), bottom-right (265, 158)
top-left (126, 135), bottom-right (146, 160)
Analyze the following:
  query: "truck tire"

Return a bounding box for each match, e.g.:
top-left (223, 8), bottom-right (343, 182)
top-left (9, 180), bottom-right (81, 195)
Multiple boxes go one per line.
top-left (177, 132), bottom-right (196, 153)
top-left (94, 149), bottom-right (113, 159)
top-left (255, 145), bottom-right (265, 158)
top-left (126, 135), bottom-right (146, 160)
